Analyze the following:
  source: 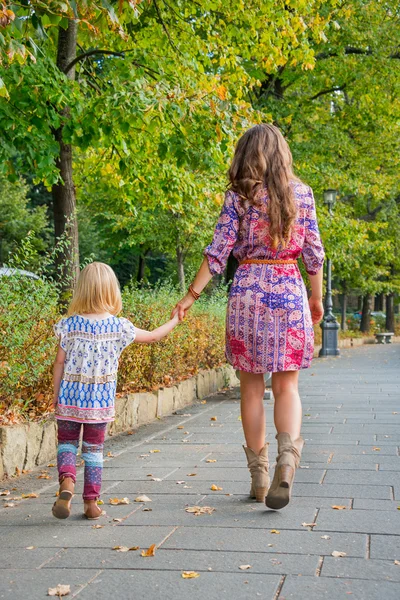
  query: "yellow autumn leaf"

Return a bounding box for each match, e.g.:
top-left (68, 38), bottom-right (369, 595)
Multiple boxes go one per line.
top-left (270, 529), bottom-right (280, 534)
top-left (134, 495), bottom-right (152, 503)
top-left (141, 544), bottom-right (156, 557)
top-left (109, 497), bottom-right (130, 505)
top-left (47, 584), bottom-right (70, 597)
top-left (182, 571), bottom-right (200, 579)
top-left (22, 493), bottom-right (39, 499)
top-left (210, 417), bottom-right (217, 421)
top-left (210, 484), bottom-right (223, 491)
top-left (150, 449), bottom-right (161, 453)
top-left (206, 459), bottom-right (217, 463)
top-left (331, 505), bottom-right (347, 510)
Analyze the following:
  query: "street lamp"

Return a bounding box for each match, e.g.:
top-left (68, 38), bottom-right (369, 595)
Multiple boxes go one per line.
top-left (319, 189), bottom-right (340, 357)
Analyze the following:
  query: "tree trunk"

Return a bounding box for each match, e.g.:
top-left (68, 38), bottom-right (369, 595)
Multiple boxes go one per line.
top-left (357, 295), bottom-right (363, 311)
top-left (176, 246), bottom-right (185, 292)
top-left (340, 292), bottom-right (347, 331)
top-left (385, 293), bottom-right (395, 332)
top-left (374, 293), bottom-right (384, 312)
top-left (52, 20), bottom-right (79, 293)
top-left (360, 294), bottom-right (373, 333)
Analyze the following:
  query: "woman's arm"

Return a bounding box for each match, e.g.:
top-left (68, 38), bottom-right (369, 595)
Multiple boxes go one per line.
top-left (308, 268), bottom-right (324, 324)
top-left (53, 344), bottom-right (66, 407)
top-left (134, 313), bottom-right (180, 343)
top-left (171, 258), bottom-right (213, 320)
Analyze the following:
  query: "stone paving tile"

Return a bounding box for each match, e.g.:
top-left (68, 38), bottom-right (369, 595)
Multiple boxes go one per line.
top-left (323, 469), bottom-right (400, 486)
top-left (0, 569), bottom-right (101, 599)
top-left (370, 535), bottom-right (400, 560)
top-left (75, 570), bottom-right (281, 600)
top-left (316, 508), bottom-right (400, 535)
top-left (161, 525), bottom-right (367, 557)
top-left (321, 556), bottom-right (400, 582)
top-left (0, 547), bottom-right (61, 569)
top-left (292, 483), bottom-right (391, 499)
top-left (279, 575), bottom-right (400, 600)
top-left (352, 498), bottom-right (400, 511)
top-left (44, 547), bottom-right (319, 575)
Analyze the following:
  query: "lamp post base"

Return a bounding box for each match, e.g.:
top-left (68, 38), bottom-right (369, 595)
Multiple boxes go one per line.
top-left (319, 318), bottom-right (340, 357)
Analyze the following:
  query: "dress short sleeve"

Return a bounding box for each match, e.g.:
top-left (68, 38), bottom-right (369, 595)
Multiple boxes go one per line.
top-left (53, 318), bottom-right (69, 351)
top-left (119, 317), bottom-right (136, 349)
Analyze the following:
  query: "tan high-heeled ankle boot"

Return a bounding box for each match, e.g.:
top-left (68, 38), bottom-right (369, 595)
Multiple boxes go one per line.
top-left (265, 433), bottom-right (304, 510)
top-left (243, 444), bottom-right (270, 502)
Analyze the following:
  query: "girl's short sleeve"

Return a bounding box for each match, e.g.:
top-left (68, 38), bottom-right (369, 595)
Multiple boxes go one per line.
top-left (53, 318), bottom-right (68, 351)
top-left (119, 317), bottom-right (136, 349)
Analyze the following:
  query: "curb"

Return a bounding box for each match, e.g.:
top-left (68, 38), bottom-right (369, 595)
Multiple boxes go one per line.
top-left (0, 365), bottom-right (239, 480)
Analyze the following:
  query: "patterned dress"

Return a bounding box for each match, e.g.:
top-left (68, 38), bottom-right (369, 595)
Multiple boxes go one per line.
top-left (204, 182), bottom-right (325, 373)
top-left (54, 315), bottom-right (136, 423)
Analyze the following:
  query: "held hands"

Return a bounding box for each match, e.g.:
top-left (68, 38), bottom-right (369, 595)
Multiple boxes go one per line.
top-left (309, 296), bottom-right (324, 325)
top-left (171, 292), bottom-right (196, 321)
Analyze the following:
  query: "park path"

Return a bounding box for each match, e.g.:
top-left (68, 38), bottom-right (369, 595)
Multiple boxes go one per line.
top-left (1, 344), bottom-right (400, 600)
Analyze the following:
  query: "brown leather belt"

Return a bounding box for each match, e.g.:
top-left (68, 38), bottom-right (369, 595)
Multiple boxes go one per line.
top-left (239, 259), bottom-right (297, 265)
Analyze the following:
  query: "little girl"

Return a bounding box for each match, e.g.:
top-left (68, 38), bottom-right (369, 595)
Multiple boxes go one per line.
top-left (52, 261), bottom-right (179, 520)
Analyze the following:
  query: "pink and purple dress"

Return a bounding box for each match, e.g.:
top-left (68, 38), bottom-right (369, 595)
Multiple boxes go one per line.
top-left (204, 182), bottom-right (325, 373)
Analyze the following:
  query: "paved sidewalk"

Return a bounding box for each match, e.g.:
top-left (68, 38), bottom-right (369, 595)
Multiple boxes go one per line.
top-left (1, 344), bottom-right (400, 600)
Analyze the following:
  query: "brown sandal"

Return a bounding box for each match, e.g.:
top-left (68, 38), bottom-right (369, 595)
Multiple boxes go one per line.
top-left (83, 500), bottom-right (104, 520)
top-left (52, 477), bottom-right (74, 519)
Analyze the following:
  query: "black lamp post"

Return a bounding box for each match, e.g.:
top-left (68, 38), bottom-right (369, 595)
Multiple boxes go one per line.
top-left (319, 189), bottom-right (340, 357)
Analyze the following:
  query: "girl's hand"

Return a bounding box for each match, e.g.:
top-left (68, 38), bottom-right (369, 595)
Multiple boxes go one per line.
top-left (309, 296), bottom-right (324, 324)
top-left (171, 293), bottom-right (195, 321)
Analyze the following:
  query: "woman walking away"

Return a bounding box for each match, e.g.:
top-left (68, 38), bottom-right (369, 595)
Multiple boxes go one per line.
top-left (52, 262), bottom-right (180, 520)
top-left (172, 124), bottom-right (324, 509)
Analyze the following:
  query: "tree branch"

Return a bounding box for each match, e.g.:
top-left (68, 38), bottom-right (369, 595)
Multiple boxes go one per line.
top-left (316, 46), bottom-right (400, 61)
top-left (64, 50), bottom-right (125, 74)
top-left (310, 84), bottom-right (346, 100)
top-left (153, 0), bottom-right (182, 56)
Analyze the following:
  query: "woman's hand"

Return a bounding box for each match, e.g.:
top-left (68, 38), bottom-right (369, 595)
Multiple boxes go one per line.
top-left (309, 296), bottom-right (324, 325)
top-left (171, 293), bottom-right (196, 320)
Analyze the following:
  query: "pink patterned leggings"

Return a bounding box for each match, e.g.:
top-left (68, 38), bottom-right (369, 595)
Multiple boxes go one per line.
top-left (57, 420), bottom-right (107, 501)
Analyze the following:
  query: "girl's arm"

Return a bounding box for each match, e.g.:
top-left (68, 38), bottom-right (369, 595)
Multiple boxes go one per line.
top-left (53, 344), bottom-right (66, 407)
top-left (134, 313), bottom-right (180, 344)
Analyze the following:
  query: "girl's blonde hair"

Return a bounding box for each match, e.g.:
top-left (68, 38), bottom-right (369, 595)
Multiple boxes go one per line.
top-left (67, 262), bottom-right (122, 316)
top-left (228, 123), bottom-right (300, 249)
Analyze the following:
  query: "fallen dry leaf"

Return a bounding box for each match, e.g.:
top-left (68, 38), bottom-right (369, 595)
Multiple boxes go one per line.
top-left (210, 416), bottom-right (217, 421)
top-left (4, 502), bottom-right (16, 508)
top-left (176, 481), bottom-right (185, 485)
top-left (270, 529), bottom-right (280, 534)
top-left (185, 506), bottom-right (215, 516)
top-left (109, 497), bottom-right (130, 505)
top-left (187, 473), bottom-right (197, 477)
top-left (150, 449), bottom-right (161, 453)
top-left (141, 544), bottom-right (156, 557)
top-left (177, 426), bottom-right (184, 430)
top-left (97, 499), bottom-right (104, 505)
top-left (113, 518), bottom-right (123, 523)
top-left (143, 507), bottom-right (152, 512)
top-left (150, 477), bottom-right (162, 482)
top-left (321, 535), bottom-right (331, 540)
top-left (182, 571), bottom-right (200, 579)
top-left (48, 584), bottom-right (70, 597)
top-left (237, 415), bottom-right (242, 421)
top-left (113, 546), bottom-right (139, 552)
top-left (127, 431), bottom-right (134, 435)
top-left (107, 452), bottom-right (115, 458)
top-left (394, 560), bottom-right (400, 566)
top-left (38, 474), bottom-right (51, 480)
top-left (210, 485), bottom-right (223, 491)
top-left (372, 447), bottom-right (381, 451)
top-left (47, 463), bottom-right (55, 468)
top-left (302, 522), bottom-right (317, 529)
top-left (0, 490), bottom-right (10, 496)
top-left (206, 459), bottom-right (217, 463)
top-left (201, 400), bottom-right (207, 404)
top-left (134, 495), bottom-right (152, 503)
top-left (26, 546), bottom-right (35, 550)
top-left (22, 469), bottom-right (32, 474)
top-left (331, 505), bottom-right (347, 510)
top-left (15, 467), bottom-right (21, 476)
top-left (239, 565), bottom-right (252, 570)
top-left (332, 551), bottom-right (347, 558)
top-left (92, 524), bottom-right (103, 529)
top-left (22, 493), bottom-right (39, 499)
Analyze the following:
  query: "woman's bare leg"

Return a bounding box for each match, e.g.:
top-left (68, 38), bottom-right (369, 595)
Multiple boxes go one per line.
top-left (240, 371), bottom-right (266, 453)
top-left (271, 371), bottom-right (302, 439)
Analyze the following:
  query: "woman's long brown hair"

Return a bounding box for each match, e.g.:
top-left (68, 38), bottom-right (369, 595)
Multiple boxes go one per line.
top-left (228, 123), bottom-right (299, 249)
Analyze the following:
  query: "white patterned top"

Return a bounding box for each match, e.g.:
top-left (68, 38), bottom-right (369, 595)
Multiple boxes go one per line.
top-left (54, 315), bottom-right (136, 423)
